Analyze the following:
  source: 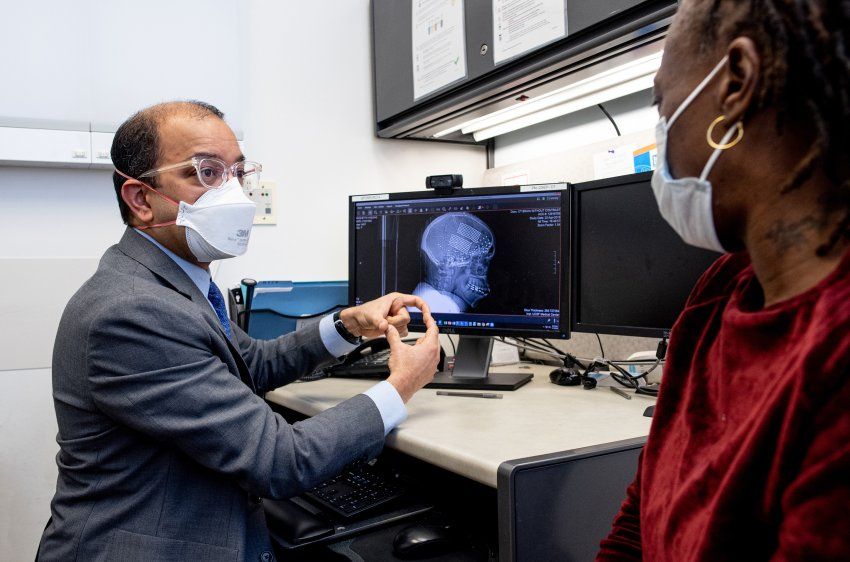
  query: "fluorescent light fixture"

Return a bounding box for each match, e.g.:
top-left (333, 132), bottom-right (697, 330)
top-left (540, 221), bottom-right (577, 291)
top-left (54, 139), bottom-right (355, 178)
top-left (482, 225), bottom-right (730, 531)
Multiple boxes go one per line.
top-left (433, 123), bottom-right (465, 139)
top-left (472, 73), bottom-right (654, 141)
top-left (432, 50), bottom-right (662, 141)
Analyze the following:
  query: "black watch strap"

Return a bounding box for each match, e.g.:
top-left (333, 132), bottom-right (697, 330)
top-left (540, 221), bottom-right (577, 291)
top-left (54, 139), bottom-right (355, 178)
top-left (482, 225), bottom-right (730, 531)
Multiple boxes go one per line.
top-left (333, 311), bottom-right (361, 345)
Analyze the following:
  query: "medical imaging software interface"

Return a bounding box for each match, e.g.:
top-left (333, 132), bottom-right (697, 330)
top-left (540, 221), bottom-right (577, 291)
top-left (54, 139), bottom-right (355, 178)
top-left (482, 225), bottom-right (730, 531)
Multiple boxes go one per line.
top-left (353, 191), bottom-right (564, 332)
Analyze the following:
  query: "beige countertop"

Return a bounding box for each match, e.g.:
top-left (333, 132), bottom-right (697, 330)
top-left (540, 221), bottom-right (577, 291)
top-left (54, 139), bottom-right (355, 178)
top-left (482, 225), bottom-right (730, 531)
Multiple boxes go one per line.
top-left (266, 365), bottom-right (655, 488)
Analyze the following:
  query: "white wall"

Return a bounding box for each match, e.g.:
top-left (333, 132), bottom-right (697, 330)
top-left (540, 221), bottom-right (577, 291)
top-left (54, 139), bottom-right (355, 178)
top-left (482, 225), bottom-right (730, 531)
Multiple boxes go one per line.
top-left (0, 1), bottom-right (485, 559)
top-left (0, 369), bottom-right (58, 560)
top-left (0, 167), bottom-right (122, 259)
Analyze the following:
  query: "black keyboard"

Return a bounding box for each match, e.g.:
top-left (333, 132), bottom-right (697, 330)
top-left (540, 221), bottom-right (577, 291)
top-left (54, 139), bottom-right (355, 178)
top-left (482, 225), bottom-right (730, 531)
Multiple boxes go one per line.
top-left (298, 367), bottom-right (330, 382)
top-left (324, 349), bottom-right (392, 379)
top-left (303, 463), bottom-right (405, 519)
top-left (361, 348), bottom-right (391, 365)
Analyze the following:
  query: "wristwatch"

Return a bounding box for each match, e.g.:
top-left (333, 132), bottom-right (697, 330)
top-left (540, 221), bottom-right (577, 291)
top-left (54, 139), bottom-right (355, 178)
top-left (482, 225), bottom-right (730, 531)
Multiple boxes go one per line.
top-left (333, 311), bottom-right (362, 345)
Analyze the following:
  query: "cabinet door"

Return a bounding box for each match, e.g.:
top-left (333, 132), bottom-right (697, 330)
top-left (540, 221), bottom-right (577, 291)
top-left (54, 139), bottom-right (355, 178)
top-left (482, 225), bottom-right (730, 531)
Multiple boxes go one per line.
top-left (0, 1), bottom-right (93, 124)
top-left (88, 0), bottom-right (243, 133)
top-left (90, 131), bottom-right (115, 169)
top-left (1, 0), bottom-right (243, 136)
top-left (0, 127), bottom-right (91, 167)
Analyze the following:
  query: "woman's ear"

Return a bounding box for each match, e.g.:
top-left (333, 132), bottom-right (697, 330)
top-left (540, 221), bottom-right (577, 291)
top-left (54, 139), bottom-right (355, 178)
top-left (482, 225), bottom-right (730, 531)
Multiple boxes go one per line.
top-left (717, 36), bottom-right (761, 124)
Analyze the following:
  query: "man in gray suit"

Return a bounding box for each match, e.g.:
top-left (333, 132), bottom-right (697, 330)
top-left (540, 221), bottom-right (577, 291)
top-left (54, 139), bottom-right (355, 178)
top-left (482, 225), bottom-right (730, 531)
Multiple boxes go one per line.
top-left (37, 101), bottom-right (440, 561)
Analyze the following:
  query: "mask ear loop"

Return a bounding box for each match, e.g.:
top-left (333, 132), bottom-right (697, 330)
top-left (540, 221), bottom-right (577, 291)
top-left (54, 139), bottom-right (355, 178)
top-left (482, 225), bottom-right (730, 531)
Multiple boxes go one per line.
top-left (114, 169), bottom-right (181, 230)
top-left (667, 55), bottom-right (730, 129)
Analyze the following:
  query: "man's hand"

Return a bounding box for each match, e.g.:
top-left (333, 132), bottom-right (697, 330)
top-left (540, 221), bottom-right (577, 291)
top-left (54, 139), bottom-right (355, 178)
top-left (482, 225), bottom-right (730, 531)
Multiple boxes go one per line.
top-left (385, 312), bottom-right (441, 403)
top-left (339, 293), bottom-right (430, 339)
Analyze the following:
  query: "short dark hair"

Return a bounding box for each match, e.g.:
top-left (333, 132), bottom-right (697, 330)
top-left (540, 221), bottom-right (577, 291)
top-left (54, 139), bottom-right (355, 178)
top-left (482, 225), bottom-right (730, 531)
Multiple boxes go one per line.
top-left (110, 100), bottom-right (225, 224)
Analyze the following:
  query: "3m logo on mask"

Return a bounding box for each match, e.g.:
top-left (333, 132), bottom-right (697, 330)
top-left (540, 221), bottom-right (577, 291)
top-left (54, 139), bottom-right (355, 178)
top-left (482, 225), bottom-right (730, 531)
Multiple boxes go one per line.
top-left (236, 229), bottom-right (250, 238)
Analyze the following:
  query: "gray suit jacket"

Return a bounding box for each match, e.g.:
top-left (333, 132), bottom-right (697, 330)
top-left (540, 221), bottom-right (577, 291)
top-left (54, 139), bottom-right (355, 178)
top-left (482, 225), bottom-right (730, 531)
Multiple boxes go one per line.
top-left (37, 228), bottom-right (385, 561)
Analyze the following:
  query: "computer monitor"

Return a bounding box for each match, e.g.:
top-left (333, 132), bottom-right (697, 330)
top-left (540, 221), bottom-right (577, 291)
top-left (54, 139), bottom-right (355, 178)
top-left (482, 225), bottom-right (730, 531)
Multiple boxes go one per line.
top-left (570, 172), bottom-right (722, 338)
top-left (349, 185), bottom-right (569, 390)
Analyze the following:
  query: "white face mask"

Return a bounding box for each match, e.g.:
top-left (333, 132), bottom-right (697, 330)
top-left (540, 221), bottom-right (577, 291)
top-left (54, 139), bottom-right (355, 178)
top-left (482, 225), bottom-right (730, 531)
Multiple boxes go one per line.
top-left (652, 56), bottom-right (741, 253)
top-left (177, 176), bottom-right (257, 262)
top-left (118, 171), bottom-right (257, 262)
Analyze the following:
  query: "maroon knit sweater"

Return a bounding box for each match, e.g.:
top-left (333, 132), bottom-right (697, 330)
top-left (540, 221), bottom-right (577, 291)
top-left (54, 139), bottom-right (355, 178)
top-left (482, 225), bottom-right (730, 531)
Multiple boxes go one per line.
top-left (597, 251), bottom-right (850, 561)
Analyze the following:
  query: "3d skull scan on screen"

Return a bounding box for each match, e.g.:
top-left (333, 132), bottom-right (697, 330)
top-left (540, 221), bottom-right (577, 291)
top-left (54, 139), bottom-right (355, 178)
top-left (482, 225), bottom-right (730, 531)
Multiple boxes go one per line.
top-left (351, 189), bottom-right (565, 335)
top-left (413, 213), bottom-right (495, 313)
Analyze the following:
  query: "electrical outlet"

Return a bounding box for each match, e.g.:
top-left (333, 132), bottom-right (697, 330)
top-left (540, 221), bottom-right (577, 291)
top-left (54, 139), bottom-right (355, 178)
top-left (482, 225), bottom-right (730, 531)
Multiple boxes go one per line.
top-left (245, 180), bottom-right (277, 225)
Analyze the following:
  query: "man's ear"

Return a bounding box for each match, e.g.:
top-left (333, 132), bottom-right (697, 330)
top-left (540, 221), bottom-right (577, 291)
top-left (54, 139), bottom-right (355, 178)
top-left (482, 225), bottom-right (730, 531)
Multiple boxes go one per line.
top-left (121, 180), bottom-right (154, 225)
top-left (716, 36), bottom-right (761, 124)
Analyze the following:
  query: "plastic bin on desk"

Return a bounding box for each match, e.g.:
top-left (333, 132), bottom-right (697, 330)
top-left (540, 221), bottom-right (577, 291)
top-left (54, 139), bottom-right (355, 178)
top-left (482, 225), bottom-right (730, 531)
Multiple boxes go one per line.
top-left (243, 280), bottom-right (348, 340)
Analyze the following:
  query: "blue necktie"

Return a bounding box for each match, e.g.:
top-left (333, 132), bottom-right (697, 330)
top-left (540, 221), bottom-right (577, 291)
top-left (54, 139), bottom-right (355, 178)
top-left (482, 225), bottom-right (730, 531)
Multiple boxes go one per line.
top-left (207, 281), bottom-right (232, 339)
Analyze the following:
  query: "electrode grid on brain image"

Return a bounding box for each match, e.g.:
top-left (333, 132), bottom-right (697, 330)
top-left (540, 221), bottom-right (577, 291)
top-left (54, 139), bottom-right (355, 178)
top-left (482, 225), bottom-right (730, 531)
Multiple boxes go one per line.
top-left (415, 212), bottom-right (496, 313)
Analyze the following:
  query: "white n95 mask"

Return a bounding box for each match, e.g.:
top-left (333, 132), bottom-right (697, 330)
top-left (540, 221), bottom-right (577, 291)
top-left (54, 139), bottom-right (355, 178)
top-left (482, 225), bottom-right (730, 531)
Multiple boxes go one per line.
top-left (177, 177), bottom-right (256, 262)
top-left (116, 171), bottom-right (257, 262)
top-left (652, 56), bottom-right (743, 254)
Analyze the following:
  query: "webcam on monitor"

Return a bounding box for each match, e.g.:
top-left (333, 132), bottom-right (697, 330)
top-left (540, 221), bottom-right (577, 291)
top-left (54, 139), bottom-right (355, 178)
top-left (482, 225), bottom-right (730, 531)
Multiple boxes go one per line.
top-left (425, 174), bottom-right (463, 193)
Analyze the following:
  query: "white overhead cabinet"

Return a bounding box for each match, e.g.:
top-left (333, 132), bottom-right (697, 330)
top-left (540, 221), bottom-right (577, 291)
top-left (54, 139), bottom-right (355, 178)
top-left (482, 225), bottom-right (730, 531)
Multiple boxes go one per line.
top-left (90, 131), bottom-right (116, 169)
top-left (0, 124), bottom-right (91, 168)
top-left (0, 0), bottom-right (243, 169)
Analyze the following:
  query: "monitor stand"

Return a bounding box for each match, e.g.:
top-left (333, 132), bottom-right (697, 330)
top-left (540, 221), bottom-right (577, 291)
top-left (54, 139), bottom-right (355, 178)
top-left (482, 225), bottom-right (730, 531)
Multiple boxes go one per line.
top-left (426, 336), bottom-right (533, 391)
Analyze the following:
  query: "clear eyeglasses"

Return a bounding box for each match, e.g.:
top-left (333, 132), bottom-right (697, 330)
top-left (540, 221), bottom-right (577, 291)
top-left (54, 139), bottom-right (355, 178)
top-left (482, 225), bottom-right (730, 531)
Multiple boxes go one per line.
top-left (139, 157), bottom-right (263, 190)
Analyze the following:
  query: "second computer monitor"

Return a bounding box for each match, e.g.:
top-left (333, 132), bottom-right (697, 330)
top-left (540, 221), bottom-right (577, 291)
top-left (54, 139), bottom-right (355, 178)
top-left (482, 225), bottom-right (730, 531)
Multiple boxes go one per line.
top-left (571, 172), bottom-right (722, 338)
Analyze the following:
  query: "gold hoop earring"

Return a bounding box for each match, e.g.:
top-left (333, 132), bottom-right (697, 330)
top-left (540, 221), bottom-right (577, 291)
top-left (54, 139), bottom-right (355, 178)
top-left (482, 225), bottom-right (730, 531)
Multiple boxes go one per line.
top-left (706, 115), bottom-right (744, 150)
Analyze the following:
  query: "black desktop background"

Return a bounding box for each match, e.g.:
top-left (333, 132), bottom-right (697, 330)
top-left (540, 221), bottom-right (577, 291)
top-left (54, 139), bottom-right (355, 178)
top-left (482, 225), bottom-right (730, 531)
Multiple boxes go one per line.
top-left (355, 208), bottom-right (563, 316)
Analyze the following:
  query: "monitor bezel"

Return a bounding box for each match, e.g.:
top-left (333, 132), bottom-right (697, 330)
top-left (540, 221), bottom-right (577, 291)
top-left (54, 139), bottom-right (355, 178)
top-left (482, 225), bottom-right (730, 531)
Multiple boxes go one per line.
top-left (349, 184), bottom-right (571, 339)
top-left (570, 172), bottom-right (673, 339)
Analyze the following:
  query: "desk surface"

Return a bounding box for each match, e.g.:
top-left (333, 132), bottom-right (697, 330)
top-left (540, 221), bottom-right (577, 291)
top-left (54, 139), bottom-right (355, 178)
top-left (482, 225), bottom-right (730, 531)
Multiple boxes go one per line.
top-left (266, 365), bottom-right (655, 488)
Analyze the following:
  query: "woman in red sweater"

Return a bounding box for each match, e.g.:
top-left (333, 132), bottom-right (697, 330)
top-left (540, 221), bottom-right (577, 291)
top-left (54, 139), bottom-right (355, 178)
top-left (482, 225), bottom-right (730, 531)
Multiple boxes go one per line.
top-left (597, 1), bottom-right (850, 560)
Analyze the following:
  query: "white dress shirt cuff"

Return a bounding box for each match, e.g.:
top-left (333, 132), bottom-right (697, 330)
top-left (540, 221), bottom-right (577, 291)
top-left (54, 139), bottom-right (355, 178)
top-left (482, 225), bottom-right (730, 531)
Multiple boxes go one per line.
top-left (319, 313), bottom-right (359, 358)
top-left (363, 380), bottom-right (408, 436)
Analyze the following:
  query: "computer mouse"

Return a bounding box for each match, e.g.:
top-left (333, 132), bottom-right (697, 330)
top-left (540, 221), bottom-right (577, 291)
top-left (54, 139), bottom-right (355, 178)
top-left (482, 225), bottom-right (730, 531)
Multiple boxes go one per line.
top-left (549, 366), bottom-right (581, 386)
top-left (392, 522), bottom-right (460, 559)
